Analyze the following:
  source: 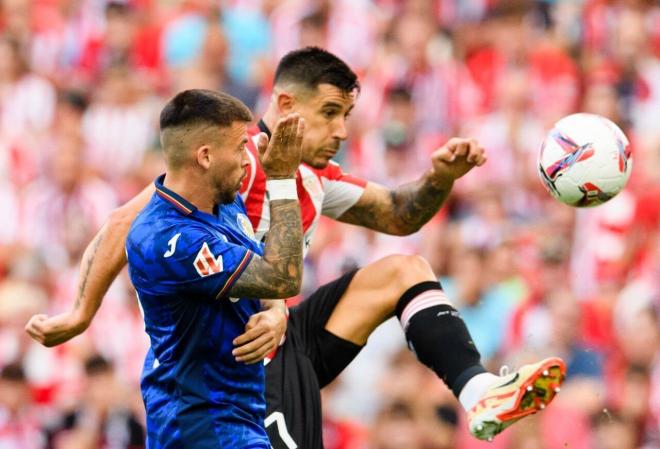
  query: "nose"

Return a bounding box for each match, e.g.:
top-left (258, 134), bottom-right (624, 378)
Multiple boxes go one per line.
top-left (241, 148), bottom-right (250, 167)
top-left (333, 117), bottom-right (348, 141)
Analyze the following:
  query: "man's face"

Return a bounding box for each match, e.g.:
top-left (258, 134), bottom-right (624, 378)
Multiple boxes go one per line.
top-left (290, 84), bottom-right (355, 169)
top-left (86, 371), bottom-right (115, 410)
top-left (0, 380), bottom-right (28, 413)
top-left (209, 121), bottom-right (250, 204)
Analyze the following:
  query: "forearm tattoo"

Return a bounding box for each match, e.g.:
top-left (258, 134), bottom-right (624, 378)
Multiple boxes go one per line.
top-left (75, 228), bottom-right (106, 310)
top-left (390, 177), bottom-right (450, 234)
top-left (340, 176), bottom-right (451, 235)
top-left (230, 200), bottom-right (302, 298)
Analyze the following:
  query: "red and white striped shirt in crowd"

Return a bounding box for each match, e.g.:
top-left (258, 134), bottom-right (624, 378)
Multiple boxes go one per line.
top-left (20, 176), bottom-right (118, 267)
top-left (82, 101), bottom-right (156, 180)
top-left (0, 408), bottom-right (44, 449)
top-left (240, 121), bottom-right (367, 255)
top-left (0, 74), bottom-right (56, 142)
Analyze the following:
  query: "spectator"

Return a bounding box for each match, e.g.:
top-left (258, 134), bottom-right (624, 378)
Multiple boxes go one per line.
top-left (0, 363), bottom-right (45, 449)
top-left (45, 355), bottom-right (145, 449)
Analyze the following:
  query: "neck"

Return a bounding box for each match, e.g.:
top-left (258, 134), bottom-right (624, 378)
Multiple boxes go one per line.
top-left (163, 169), bottom-right (216, 214)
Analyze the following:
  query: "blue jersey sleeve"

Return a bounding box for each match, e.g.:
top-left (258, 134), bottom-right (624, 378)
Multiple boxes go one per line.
top-left (151, 227), bottom-right (255, 300)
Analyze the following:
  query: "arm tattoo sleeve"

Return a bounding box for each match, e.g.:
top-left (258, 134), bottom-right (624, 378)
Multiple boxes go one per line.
top-left (229, 200), bottom-right (302, 299)
top-left (339, 174), bottom-right (452, 235)
top-left (390, 176), bottom-right (451, 233)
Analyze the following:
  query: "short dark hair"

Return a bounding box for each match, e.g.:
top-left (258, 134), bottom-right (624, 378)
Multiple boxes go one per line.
top-left (274, 47), bottom-right (360, 94)
top-left (1, 362), bottom-right (26, 382)
top-left (386, 85), bottom-right (412, 104)
top-left (59, 89), bottom-right (89, 112)
top-left (84, 354), bottom-right (113, 376)
top-left (106, 1), bottom-right (132, 17)
top-left (300, 10), bottom-right (328, 31)
top-left (159, 89), bottom-right (253, 131)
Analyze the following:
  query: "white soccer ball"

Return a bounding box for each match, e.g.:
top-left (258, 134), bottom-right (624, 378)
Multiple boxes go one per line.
top-left (538, 113), bottom-right (632, 207)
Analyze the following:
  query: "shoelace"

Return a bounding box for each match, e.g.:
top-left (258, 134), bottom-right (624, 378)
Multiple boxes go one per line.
top-left (499, 365), bottom-right (510, 377)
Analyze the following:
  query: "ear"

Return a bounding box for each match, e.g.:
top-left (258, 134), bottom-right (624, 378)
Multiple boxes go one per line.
top-left (196, 145), bottom-right (212, 169)
top-left (276, 90), bottom-right (296, 115)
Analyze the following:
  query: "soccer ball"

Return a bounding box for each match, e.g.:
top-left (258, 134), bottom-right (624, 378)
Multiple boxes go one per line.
top-left (538, 113), bottom-right (632, 207)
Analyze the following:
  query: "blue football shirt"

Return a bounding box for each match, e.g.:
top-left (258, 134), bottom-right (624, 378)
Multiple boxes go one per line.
top-left (126, 175), bottom-right (269, 449)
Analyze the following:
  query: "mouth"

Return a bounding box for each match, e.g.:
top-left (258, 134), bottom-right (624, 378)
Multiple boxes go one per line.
top-left (237, 171), bottom-right (248, 189)
top-left (321, 149), bottom-right (338, 158)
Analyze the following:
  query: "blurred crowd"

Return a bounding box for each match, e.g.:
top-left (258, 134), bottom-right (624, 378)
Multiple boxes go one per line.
top-left (0, 0), bottom-right (658, 448)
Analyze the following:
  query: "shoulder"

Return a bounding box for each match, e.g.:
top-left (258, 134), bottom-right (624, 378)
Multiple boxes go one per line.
top-left (127, 216), bottom-right (227, 272)
top-left (126, 221), bottom-right (235, 294)
top-left (127, 199), bottom-right (203, 251)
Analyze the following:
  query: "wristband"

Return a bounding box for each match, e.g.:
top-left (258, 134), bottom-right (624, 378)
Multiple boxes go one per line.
top-left (266, 179), bottom-right (298, 201)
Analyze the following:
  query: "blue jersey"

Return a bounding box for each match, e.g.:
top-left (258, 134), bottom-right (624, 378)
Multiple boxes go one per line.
top-left (126, 175), bottom-right (269, 449)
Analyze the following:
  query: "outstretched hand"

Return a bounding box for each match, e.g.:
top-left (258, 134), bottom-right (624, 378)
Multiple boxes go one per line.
top-left (257, 113), bottom-right (305, 179)
top-left (429, 137), bottom-right (487, 187)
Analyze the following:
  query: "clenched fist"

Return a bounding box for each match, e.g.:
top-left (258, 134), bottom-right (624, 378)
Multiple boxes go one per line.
top-left (429, 137), bottom-right (487, 187)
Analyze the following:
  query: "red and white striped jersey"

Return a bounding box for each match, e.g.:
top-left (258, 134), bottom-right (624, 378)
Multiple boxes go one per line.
top-left (240, 122), bottom-right (367, 254)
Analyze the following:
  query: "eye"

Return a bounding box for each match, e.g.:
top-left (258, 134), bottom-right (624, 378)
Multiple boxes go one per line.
top-left (322, 109), bottom-right (338, 119)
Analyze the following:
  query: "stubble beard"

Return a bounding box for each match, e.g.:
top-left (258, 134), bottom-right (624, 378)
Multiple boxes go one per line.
top-left (214, 181), bottom-right (238, 205)
top-left (217, 189), bottom-right (236, 205)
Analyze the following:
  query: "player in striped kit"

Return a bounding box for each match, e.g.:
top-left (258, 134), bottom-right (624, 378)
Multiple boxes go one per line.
top-left (27, 48), bottom-right (565, 447)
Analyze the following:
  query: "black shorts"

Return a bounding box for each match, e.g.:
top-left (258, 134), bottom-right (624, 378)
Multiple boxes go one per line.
top-left (265, 270), bottom-right (362, 449)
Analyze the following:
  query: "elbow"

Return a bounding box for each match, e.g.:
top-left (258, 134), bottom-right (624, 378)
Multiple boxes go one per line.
top-left (277, 268), bottom-right (302, 298)
top-left (388, 222), bottom-right (420, 236)
top-left (107, 206), bottom-right (135, 231)
top-left (269, 284), bottom-right (300, 299)
top-left (404, 224), bottom-right (424, 235)
top-left (262, 267), bottom-right (302, 298)
top-left (391, 228), bottom-right (414, 237)
top-left (280, 257), bottom-right (303, 297)
top-left (281, 275), bottom-right (302, 297)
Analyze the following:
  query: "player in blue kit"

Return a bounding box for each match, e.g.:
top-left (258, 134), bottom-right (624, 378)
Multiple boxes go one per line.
top-left (116, 89), bottom-right (304, 448)
top-left (127, 178), bottom-right (269, 448)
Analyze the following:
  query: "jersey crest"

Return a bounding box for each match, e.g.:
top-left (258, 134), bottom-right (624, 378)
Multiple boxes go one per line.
top-left (237, 213), bottom-right (256, 240)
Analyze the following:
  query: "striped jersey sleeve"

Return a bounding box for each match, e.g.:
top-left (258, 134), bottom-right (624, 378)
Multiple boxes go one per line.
top-left (317, 161), bottom-right (368, 219)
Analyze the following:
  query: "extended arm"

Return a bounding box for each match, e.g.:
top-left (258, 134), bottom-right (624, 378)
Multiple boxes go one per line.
top-left (24, 185), bottom-right (153, 346)
top-left (338, 138), bottom-right (487, 235)
top-left (338, 172), bottom-right (452, 236)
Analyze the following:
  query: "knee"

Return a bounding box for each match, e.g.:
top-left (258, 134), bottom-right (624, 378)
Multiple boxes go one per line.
top-left (349, 255), bottom-right (437, 318)
top-left (379, 254), bottom-right (437, 298)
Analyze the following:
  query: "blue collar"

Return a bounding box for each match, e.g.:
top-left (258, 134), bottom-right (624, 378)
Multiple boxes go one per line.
top-left (153, 174), bottom-right (197, 216)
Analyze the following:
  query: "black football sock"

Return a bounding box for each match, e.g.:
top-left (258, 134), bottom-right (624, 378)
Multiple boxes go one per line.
top-left (395, 281), bottom-right (487, 397)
